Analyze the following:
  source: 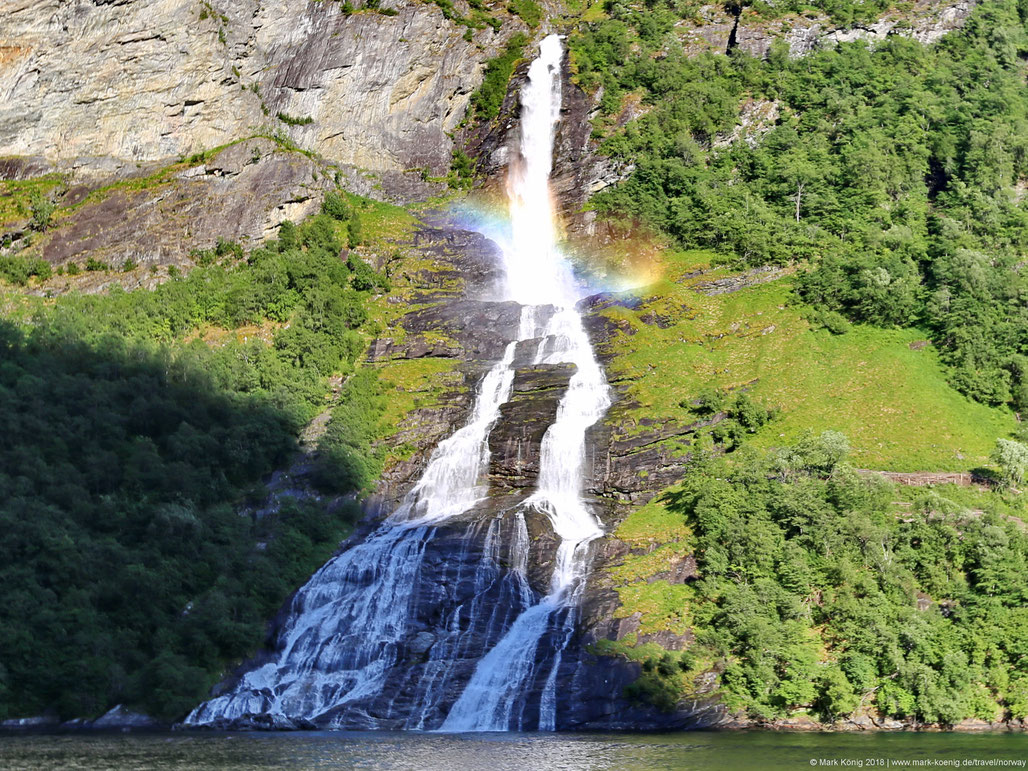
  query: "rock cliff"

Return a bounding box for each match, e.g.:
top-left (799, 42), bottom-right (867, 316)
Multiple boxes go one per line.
top-left (679, 0), bottom-right (977, 58)
top-left (0, 0), bottom-right (522, 184)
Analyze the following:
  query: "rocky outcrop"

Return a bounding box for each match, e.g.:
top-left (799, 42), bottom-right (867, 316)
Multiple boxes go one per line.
top-left (677, 0), bottom-right (977, 59)
top-left (550, 56), bottom-right (631, 239)
top-left (693, 265), bottom-right (792, 296)
top-left (24, 138), bottom-right (336, 278)
top-left (0, 0), bottom-right (523, 190)
top-left (712, 98), bottom-right (779, 149)
top-left (88, 705), bottom-right (160, 730)
top-left (489, 360), bottom-right (576, 489)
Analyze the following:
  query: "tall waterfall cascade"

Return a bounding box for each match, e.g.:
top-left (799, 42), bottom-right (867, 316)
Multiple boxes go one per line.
top-left (185, 34), bottom-right (611, 732)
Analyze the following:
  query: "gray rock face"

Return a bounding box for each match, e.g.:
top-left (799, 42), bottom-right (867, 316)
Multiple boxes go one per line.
top-left (90, 704), bottom-right (159, 730)
top-left (488, 361), bottom-right (576, 489)
top-left (0, 0), bottom-right (520, 183)
top-left (677, 0), bottom-right (978, 59)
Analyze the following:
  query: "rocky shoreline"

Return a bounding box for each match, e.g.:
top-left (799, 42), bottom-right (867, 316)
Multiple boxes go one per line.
top-left (3, 712), bottom-right (1025, 734)
top-left (720, 715), bottom-right (1028, 733)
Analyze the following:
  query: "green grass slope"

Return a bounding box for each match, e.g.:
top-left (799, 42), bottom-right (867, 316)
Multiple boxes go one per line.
top-left (603, 250), bottom-right (1015, 472)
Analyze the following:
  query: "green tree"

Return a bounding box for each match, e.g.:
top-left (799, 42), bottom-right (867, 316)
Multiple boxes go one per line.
top-left (29, 192), bottom-right (56, 232)
top-left (992, 439), bottom-right (1028, 488)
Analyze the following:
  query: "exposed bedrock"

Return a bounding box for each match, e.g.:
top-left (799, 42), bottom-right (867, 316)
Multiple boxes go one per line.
top-left (0, 0), bottom-right (523, 187)
top-left (489, 360), bottom-right (576, 490)
top-left (27, 138), bottom-right (336, 278)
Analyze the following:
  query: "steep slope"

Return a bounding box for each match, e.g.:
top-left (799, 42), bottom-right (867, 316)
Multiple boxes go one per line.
top-left (0, 0), bottom-right (1026, 734)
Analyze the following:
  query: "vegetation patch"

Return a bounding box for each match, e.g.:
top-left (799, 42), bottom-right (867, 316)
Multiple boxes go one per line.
top-left (276, 112), bottom-right (314, 127)
top-left (0, 173), bottom-right (64, 228)
top-left (614, 496), bottom-right (691, 547)
top-left (590, 638), bottom-right (700, 711)
top-left (0, 201), bottom-right (391, 721)
top-left (597, 437), bottom-right (1028, 724)
top-left (602, 252), bottom-right (1014, 471)
top-left (507, 0), bottom-right (541, 27)
top-left (678, 442), bottom-right (1026, 723)
top-left (607, 542), bottom-right (692, 585)
top-left (375, 356), bottom-right (464, 464)
top-left (613, 580), bottom-right (693, 636)
top-left (470, 32), bottom-right (528, 120)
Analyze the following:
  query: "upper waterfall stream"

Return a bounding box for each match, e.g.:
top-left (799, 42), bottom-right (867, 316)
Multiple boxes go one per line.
top-left (185, 34), bottom-right (611, 732)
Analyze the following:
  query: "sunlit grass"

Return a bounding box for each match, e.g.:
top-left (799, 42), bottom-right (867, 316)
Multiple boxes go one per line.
top-left (601, 250), bottom-right (1015, 471)
top-left (0, 173), bottom-right (65, 226)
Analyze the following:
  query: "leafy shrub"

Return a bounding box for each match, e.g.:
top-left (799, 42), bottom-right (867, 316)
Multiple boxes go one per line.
top-left (508, 0), bottom-right (541, 27)
top-left (322, 191), bottom-right (352, 222)
top-left (471, 33), bottom-right (528, 120)
top-left (993, 439), bottom-right (1028, 488)
top-left (449, 149), bottom-right (476, 189)
top-left (276, 112), bottom-right (314, 126)
top-left (809, 308), bottom-right (852, 335)
top-left (29, 192), bottom-right (56, 232)
top-left (685, 388), bottom-right (776, 450)
top-left (0, 255), bottom-right (52, 285)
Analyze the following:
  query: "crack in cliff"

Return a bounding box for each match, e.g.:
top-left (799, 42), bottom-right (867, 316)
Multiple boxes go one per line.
top-left (725, 1), bottom-right (742, 53)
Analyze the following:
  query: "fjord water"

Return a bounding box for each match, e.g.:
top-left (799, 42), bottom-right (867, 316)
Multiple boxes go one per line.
top-left (4, 731), bottom-right (1027, 771)
top-left (186, 35), bottom-right (611, 731)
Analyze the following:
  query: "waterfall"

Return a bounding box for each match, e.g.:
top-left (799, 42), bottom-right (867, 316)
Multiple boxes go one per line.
top-left (184, 327), bottom-right (524, 727)
top-left (185, 34), bottom-right (609, 732)
top-left (439, 34), bottom-right (611, 732)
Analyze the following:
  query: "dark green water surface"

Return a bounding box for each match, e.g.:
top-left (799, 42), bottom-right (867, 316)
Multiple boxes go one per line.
top-left (0, 730), bottom-right (1024, 770)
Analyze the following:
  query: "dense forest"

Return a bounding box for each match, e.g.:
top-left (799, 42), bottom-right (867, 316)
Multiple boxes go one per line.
top-left (0, 196), bottom-right (389, 720)
top-left (569, 0), bottom-right (1028, 411)
top-left (622, 434), bottom-right (1028, 724)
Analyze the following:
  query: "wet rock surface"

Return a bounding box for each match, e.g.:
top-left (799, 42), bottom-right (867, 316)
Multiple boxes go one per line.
top-left (464, 53), bottom-right (630, 241)
top-left (489, 362), bottom-right (575, 490)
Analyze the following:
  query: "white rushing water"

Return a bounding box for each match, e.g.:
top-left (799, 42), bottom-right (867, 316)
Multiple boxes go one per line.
top-left (440, 34), bottom-right (611, 732)
top-left (185, 320), bottom-right (526, 726)
top-left (187, 33), bottom-right (609, 732)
